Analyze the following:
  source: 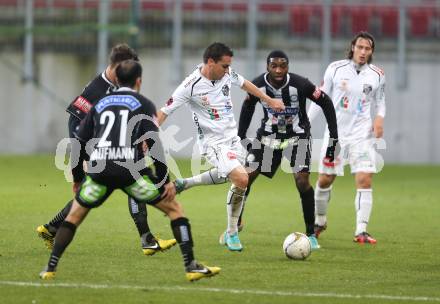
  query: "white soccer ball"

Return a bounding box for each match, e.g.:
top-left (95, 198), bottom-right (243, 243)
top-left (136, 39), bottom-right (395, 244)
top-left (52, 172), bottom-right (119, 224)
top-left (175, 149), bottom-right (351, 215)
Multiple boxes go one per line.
top-left (282, 232), bottom-right (312, 260)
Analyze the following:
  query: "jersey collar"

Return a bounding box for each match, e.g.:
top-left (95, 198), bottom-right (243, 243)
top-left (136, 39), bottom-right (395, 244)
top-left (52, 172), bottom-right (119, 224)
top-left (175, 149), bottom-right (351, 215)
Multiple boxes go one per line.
top-left (101, 71), bottom-right (118, 90)
top-left (350, 60), bottom-right (368, 73)
top-left (263, 72), bottom-right (290, 91)
top-left (115, 87), bottom-right (137, 93)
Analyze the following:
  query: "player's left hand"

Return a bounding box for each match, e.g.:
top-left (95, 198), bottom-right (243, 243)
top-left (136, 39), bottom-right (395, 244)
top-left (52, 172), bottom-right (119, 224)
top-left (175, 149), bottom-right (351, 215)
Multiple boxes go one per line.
top-left (161, 181), bottom-right (176, 202)
top-left (373, 116), bottom-right (384, 138)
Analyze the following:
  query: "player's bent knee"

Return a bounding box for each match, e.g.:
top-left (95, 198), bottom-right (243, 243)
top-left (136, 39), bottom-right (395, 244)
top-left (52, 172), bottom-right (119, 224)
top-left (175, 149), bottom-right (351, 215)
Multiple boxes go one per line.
top-left (234, 175), bottom-right (248, 189)
top-left (294, 174), bottom-right (311, 192)
top-left (318, 174), bottom-right (335, 188)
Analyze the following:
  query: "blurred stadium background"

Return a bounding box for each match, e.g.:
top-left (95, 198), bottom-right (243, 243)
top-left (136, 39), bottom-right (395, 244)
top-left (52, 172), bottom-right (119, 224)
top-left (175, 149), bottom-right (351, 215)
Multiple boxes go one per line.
top-left (0, 0), bottom-right (439, 164)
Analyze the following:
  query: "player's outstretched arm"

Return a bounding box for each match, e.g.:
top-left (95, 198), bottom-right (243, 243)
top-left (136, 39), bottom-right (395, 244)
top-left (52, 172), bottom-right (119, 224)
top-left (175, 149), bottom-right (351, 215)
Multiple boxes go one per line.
top-left (156, 110), bottom-right (168, 126)
top-left (241, 79), bottom-right (285, 111)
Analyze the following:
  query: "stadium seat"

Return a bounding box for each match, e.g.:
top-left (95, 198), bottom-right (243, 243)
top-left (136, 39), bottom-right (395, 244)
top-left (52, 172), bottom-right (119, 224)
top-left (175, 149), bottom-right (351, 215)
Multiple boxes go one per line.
top-left (259, 3), bottom-right (284, 13)
top-left (379, 7), bottom-right (398, 37)
top-left (331, 5), bottom-right (344, 35)
top-left (408, 7), bottom-right (431, 37)
top-left (289, 5), bottom-right (312, 36)
top-left (350, 6), bottom-right (373, 34)
top-left (141, 1), bottom-right (166, 11)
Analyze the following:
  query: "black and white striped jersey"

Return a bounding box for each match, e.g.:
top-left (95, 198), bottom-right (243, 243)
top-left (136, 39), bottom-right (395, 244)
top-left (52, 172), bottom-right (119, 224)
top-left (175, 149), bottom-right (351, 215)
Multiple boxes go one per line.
top-left (239, 72), bottom-right (338, 140)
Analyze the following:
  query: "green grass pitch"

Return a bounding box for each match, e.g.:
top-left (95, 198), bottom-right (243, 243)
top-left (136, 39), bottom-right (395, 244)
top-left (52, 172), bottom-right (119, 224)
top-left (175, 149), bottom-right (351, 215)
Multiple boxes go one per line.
top-left (0, 155), bottom-right (439, 304)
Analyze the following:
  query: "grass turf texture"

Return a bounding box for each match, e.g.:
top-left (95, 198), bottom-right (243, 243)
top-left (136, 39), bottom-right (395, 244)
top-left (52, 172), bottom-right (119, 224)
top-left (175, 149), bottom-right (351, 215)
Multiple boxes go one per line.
top-left (0, 155), bottom-right (439, 304)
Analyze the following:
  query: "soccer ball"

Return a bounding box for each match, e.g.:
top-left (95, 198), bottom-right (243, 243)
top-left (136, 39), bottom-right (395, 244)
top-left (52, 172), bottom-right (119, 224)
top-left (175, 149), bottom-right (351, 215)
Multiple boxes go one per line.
top-left (282, 232), bottom-right (312, 260)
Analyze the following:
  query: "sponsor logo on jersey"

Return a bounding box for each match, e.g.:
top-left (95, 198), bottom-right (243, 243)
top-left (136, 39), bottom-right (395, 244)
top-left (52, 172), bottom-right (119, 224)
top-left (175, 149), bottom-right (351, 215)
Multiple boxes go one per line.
top-left (357, 98), bottom-right (365, 113)
top-left (201, 96), bottom-right (210, 106)
top-left (340, 96), bottom-right (349, 109)
top-left (95, 95), bottom-right (141, 113)
top-left (363, 84), bottom-right (373, 95)
top-left (290, 94), bottom-right (298, 102)
top-left (207, 108), bottom-right (220, 120)
top-left (73, 96), bottom-right (93, 113)
top-left (184, 75), bottom-right (198, 88)
top-left (227, 151), bottom-right (236, 160)
top-left (312, 86), bottom-right (322, 99)
top-left (339, 80), bottom-right (348, 91)
top-left (193, 112), bottom-right (204, 139)
top-left (231, 70), bottom-right (239, 81)
top-left (166, 97), bottom-right (174, 106)
top-left (267, 106), bottom-right (299, 115)
top-left (222, 85), bottom-right (230, 97)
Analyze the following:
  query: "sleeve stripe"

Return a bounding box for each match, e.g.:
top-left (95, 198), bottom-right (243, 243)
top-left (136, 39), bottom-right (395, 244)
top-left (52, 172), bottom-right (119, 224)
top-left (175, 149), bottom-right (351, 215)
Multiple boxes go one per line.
top-left (333, 62), bottom-right (350, 78)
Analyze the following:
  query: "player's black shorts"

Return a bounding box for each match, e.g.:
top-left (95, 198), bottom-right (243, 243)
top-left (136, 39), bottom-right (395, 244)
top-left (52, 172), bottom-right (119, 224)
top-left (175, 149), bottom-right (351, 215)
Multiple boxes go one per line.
top-left (75, 164), bottom-right (166, 208)
top-left (245, 134), bottom-right (312, 178)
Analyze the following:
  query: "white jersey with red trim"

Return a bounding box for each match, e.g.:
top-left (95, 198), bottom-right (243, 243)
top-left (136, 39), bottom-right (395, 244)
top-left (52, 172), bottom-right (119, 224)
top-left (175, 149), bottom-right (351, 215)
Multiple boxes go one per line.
top-left (310, 59), bottom-right (386, 142)
top-left (161, 65), bottom-right (245, 152)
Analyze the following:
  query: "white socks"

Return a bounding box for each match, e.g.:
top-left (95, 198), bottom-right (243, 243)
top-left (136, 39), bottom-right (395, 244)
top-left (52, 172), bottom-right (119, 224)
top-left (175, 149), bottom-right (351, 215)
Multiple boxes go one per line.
top-left (226, 185), bottom-right (246, 235)
top-left (355, 189), bottom-right (373, 235)
top-left (314, 184), bottom-right (332, 226)
top-left (183, 168), bottom-right (228, 190)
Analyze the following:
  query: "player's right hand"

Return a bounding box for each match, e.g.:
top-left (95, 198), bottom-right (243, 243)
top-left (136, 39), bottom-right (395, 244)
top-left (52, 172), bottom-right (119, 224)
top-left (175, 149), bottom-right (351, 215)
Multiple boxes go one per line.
top-left (268, 98), bottom-right (285, 112)
top-left (161, 181), bottom-right (176, 202)
top-left (323, 138), bottom-right (340, 167)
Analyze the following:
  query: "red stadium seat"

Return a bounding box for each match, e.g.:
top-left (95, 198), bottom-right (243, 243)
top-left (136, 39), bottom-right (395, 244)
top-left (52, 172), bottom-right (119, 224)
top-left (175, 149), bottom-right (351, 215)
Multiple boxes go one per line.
top-left (331, 5), bottom-right (344, 35)
top-left (259, 3), bottom-right (284, 13)
top-left (141, 1), bottom-right (166, 11)
top-left (289, 6), bottom-right (312, 35)
top-left (380, 7), bottom-right (398, 37)
top-left (408, 7), bottom-right (431, 37)
top-left (351, 6), bottom-right (372, 34)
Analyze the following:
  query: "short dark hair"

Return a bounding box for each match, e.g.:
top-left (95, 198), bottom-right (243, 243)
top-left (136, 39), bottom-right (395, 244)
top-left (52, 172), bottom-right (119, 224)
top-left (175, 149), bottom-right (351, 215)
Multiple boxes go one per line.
top-left (109, 44), bottom-right (139, 67)
top-left (347, 31), bottom-right (375, 63)
top-left (266, 50), bottom-right (289, 65)
top-left (203, 42), bottom-right (234, 63)
top-left (116, 60), bottom-right (142, 88)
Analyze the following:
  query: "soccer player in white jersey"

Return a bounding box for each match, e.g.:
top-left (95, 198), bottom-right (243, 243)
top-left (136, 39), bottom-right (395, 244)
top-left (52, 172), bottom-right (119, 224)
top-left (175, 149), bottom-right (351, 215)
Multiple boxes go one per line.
top-left (157, 42), bottom-right (285, 251)
top-left (308, 32), bottom-right (386, 244)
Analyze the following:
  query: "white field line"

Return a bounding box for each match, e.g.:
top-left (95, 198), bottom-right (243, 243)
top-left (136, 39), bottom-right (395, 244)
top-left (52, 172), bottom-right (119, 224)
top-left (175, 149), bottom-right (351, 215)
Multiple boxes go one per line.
top-left (1, 281), bottom-right (439, 302)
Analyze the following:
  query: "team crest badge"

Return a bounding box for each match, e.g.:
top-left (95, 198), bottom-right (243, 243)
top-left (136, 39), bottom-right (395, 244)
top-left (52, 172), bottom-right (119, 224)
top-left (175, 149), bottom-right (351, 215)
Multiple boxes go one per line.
top-left (222, 85), bottom-right (230, 97)
top-left (363, 84), bottom-right (373, 95)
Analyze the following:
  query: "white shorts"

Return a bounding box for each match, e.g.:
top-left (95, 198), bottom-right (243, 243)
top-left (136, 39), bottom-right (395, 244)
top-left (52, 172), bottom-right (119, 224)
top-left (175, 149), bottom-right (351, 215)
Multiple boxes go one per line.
top-left (318, 137), bottom-right (377, 176)
top-left (203, 136), bottom-right (246, 178)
